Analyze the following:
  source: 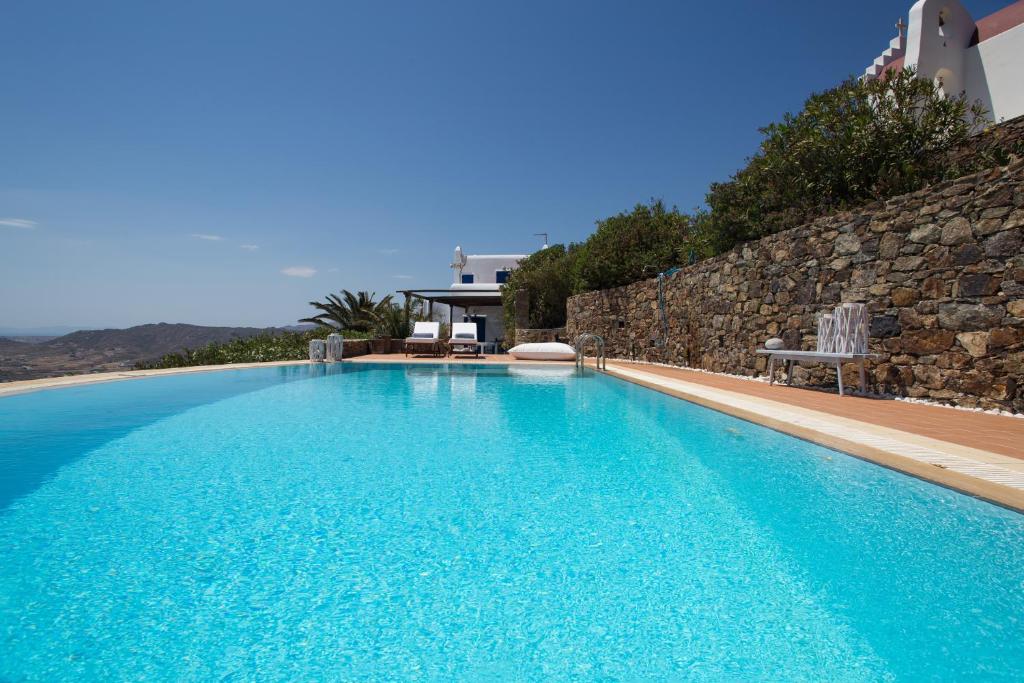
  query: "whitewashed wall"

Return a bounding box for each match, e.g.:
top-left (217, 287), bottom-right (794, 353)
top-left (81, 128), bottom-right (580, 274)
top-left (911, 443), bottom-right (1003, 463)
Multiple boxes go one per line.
top-left (964, 23), bottom-right (1024, 122)
top-left (903, 0), bottom-right (1024, 122)
top-left (453, 254), bottom-right (525, 285)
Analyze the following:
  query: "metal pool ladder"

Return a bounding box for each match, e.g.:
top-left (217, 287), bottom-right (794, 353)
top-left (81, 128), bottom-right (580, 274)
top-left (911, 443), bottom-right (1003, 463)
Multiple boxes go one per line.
top-left (575, 333), bottom-right (606, 371)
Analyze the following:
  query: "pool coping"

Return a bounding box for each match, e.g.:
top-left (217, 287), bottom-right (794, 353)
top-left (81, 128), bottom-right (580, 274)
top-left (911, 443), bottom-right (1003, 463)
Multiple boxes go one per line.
top-left (2, 357), bottom-right (1022, 511)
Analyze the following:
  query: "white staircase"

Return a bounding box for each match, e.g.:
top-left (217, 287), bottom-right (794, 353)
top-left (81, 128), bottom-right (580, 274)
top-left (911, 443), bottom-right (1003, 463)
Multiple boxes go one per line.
top-left (863, 22), bottom-right (907, 80)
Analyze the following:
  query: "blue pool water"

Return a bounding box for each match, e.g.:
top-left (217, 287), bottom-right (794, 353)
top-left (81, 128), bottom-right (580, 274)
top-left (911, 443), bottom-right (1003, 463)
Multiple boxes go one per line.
top-left (1, 363), bottom-right (1023, 680)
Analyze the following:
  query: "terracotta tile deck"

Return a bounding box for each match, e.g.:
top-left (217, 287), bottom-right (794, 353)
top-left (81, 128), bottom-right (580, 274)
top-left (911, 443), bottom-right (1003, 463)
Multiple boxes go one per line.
top-left (606, 362), bottom-right (1024, 461)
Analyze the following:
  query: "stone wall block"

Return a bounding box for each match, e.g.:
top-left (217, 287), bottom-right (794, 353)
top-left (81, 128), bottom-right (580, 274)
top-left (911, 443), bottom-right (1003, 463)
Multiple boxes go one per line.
top-left (940, 217), bottom-right (973, 245)
top-left (984, 231), bottom-right (1022, 258)
top-left (909, 224), bottom-right (941, 244)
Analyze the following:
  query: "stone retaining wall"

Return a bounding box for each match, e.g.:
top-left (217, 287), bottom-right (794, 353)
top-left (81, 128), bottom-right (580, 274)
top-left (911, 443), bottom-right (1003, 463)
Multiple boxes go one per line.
top-left (513, 328), bottom-right (567, 345)
top-left (946, 115), bottom-right (1024, 169)
top-left (341, 340), bottom-right (370, 357)
top-left (567, 160), bottom-right (1024, 412)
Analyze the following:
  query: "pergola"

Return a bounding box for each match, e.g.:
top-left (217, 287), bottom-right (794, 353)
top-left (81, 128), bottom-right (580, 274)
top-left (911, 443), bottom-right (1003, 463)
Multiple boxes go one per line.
top-left (397, 288), bottom-right (503, 320)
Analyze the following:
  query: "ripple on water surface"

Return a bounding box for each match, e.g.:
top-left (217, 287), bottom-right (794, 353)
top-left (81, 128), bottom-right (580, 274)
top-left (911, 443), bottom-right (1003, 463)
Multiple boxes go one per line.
top-left (1, 363), bottom-right (1023, 680)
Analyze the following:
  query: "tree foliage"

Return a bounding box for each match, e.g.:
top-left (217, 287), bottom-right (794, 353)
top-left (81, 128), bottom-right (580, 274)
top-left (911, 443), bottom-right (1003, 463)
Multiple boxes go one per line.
top-left (136, 328), bottom-right (371, 369)
top-left (702, 67), bottom-right (988, 251)
top-left (574, 200), bottom-right (694, 292)
top-left (370, 299), bottom-right (430, 339)
top-left (501, 244), bottom-right (579, 331)
top-left (501, 201), bottom-right (697, 332)
top-left (299, 290), bottom-right (394, 333)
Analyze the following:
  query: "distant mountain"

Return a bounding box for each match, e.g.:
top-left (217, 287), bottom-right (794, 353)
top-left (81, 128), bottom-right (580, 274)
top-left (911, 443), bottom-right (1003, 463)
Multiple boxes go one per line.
top-left (1, 336), bottom-right (57, 344)
top-left (0, 322), bottom-right (296, 382)
top-left (0, 325), bottom-right (97, 337)
top-left (44, 323), bottom-right (281, 356)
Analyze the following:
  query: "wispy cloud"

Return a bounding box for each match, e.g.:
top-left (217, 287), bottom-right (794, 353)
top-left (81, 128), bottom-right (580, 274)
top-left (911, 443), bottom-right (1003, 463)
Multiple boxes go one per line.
top-left (0, 218), bottom-right (37, 229)
top-left (281, 266), bottom-right (317, 278)
top-left (327, 267), bottom-right (340, 272)
top-left (240, 244), bottom-right (259, 251)
top-left (393, 274), bottom-right (413, 280)
top-left (192, 233), bottom-right (224, 241)
top-left (378, 248), bottom-right (399, 255)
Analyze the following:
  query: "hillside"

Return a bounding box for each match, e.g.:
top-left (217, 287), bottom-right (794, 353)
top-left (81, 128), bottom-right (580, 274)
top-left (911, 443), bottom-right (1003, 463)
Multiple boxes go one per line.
top-left (0, 323), bottom-right (292, 382)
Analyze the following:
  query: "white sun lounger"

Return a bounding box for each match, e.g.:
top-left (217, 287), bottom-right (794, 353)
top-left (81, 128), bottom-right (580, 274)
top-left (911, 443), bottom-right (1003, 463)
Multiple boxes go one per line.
top-left (756, 303), bottom-right (875, 396)
top-left (404, 321), bottom-right (442, 357)
top-left (447, 322), bottom-right (483, 357)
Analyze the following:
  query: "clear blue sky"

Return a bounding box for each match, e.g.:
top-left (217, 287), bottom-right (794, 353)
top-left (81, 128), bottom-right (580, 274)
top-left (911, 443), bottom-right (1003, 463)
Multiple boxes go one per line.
top-left (0, 0), bottom-right (1010, 330)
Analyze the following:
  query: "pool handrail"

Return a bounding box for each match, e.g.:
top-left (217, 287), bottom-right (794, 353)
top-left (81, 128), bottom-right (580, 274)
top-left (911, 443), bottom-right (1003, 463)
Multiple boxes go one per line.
top-left (575, 333), bottom-right (606, 371)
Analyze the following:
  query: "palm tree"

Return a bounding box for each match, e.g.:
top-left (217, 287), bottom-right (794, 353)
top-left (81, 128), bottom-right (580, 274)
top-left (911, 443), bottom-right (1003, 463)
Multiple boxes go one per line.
top-left (299, 290), bottom-right (394, 333)
top-left (369, 302), bottom-right (411, 339)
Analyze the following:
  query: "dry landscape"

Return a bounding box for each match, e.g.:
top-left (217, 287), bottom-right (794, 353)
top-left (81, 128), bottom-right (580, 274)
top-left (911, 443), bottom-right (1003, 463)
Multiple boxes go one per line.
top-left (0, 323), bottom-right (286, 381)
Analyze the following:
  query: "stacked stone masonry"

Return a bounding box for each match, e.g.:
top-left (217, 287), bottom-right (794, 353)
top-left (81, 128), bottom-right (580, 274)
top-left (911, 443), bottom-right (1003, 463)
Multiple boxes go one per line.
top-left (513, 328), bottom-right (567, 345)
top-left (340, 340), bottom-right (370, 357)
top-left (567, 159), bottom-right (1024, 412)
top-left (946, 115), bottom-right (1024, 169)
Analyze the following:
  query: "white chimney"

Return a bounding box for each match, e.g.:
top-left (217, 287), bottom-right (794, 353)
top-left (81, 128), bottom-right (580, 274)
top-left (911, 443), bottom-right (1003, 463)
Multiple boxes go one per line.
top-left (451, 245), bottom-right (467, 283)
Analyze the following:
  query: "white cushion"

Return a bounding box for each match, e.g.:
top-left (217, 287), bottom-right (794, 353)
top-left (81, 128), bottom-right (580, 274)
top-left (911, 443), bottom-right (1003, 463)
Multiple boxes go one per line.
top-left (507, 342), bottom-right (576, 361)
top-left (412, 321), bottom-right (440, 337)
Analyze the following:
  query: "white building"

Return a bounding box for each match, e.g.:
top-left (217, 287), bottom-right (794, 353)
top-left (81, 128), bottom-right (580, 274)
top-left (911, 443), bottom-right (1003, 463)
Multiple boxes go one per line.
top-left (400, 246), bottom-right (529, 346)
top-left (864, 0), bottom-right (1024, 122)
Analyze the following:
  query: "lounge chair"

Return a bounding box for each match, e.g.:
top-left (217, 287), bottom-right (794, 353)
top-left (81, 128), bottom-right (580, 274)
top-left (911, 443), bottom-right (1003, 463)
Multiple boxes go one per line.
top-left (404, 321), bottom-right (443, 357)
top-left (447, 322), bottom-right (483, 357)
top-left (756, 303), bottom-right (874, 396)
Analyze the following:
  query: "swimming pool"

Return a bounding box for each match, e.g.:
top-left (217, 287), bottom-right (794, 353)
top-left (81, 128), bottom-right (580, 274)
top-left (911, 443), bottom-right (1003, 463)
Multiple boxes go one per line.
top-left (1, 362), bottom-right (1022, 680)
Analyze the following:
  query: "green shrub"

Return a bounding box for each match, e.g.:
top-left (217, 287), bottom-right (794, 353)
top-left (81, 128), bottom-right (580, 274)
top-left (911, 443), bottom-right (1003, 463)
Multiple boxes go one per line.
top-left (501, 201), bottom-right (697, 335)
top-left (703, 68), bottom-right (988, 251)
top-left (136, 328), bottom-right (370, 369)
top-left (501, 244), bottom-right (579, 332)
top-left (370, 304), bottom-right (410, 339)
top-left (574, 200), bottom-right (694, 292)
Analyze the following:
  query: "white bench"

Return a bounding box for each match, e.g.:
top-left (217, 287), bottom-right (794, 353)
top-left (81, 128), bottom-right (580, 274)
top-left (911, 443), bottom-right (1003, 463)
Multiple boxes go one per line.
top-left (756, 349), bottom-right (873, 396)
top-left (757, 303), bottom-right (874, 396)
